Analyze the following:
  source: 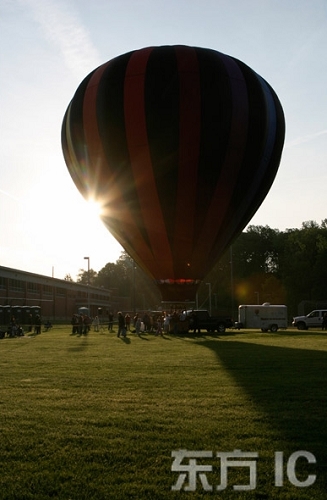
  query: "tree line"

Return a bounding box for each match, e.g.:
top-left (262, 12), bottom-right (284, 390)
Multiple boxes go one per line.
top-left (69, 220), bottom-right (327, 318)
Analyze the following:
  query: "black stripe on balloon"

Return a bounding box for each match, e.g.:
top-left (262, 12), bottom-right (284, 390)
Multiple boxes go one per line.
top-left (144, 46), bottom-right (180, 248)
top-left (96, 51), bottom-right (152, 250)
top-left (194, 48), bottom-right (233, 244)
top-left (257, 83), bottom-right (285, 194)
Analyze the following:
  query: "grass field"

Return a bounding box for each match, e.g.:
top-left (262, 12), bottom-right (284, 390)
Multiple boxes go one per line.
top-left (0, 325), bottom-right (326, 499)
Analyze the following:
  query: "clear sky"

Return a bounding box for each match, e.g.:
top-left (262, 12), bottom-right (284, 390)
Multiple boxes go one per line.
top-left (1, 0), bottom-right (326, 280)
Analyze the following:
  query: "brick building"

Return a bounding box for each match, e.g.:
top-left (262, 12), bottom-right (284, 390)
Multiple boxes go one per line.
top-left (0, 265), bottom-right (129, 326)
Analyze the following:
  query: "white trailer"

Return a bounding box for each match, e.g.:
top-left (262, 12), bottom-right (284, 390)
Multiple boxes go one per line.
top-left (236, 303), bottom-right (288, 332)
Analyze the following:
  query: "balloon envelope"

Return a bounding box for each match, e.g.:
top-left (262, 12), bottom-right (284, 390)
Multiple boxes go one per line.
top-left (62, 45), bottom-right (285, 301)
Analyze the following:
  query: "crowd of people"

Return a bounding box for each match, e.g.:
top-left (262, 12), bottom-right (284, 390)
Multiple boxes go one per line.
top-left (0, 313), bottom-right (44, 338)
top-left (70, 312), bottom-right (114, 335)
top-left (69, 310), bottom-right (192, 338)
top-left (70, 313), bottom-right (92, 335)
top-left (115, 310), bottom-right (191, 338)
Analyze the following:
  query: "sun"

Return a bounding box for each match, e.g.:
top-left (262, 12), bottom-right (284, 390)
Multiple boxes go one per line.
top-left (86, 198), bottom-right (103, 219)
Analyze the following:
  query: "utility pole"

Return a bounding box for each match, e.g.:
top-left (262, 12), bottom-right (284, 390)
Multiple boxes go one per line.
top-left (84, 256), bottom-right (90, 315)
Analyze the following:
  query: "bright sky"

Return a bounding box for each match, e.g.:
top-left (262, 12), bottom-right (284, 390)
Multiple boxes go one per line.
top-left (1, 0), bottom-right (326, 280)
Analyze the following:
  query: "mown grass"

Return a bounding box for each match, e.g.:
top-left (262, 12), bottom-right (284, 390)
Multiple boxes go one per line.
top-left (0, 326), bottom-right (326, 499)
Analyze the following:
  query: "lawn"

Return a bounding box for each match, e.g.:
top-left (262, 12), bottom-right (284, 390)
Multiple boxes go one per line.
top-left (0, 326), bottom-right (326, 499)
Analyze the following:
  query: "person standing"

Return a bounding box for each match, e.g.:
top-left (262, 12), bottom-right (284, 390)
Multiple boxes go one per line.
top-left (93, 315), bottom-right (99, 332)
top-left (117, 312), bottom-right (126, 338)
top-left (108, 312), bottom-right (114, 332)
top-left (163, 313), bottom-right (170, 334)
top-left (28, 314), bottom-right (33, 333)
top-left (125, 313), bottom-right (131, 331)
top-left (78, 314), bottom-right (84, 335)
top-left (155, 315), bottom-right (163, 337)
top-left (35, 314), bottom-right (41, 335)
top-left (71, 314), bottom-right (78, 334)
top-left (135, 316), bottom-right (142, 336)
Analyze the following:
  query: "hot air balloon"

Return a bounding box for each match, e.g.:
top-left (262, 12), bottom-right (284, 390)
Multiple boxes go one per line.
top-left (62, 45), bottom-right (285, 302)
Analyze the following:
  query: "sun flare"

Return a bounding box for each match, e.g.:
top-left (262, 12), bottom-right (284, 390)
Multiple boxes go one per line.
top-left (22, 182), bottom-right (122, 279)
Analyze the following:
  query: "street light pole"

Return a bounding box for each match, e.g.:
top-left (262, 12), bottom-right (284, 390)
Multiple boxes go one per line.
top-left (206, 282), bottom-right (212, 316)
top-left (230, 245), bottom-right (234, 318)
top-left (84, 256), bottom-right (90, 315)
top-left (132, 260), bottom-right (137, 314)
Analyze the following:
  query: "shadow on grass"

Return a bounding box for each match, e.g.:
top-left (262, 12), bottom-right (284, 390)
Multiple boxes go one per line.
top-left (171, 330), bottom-right (245, 340)
top-left (137, 334), bottom-right (150, 341)
top-left (273, 330), bottom-right (327, 337)
top-left (67, 335), bottom-right (89, 352)
top-left (120, 336), bottom-right (131, 344)
top-left (201, 339), bottom-right (327, 466)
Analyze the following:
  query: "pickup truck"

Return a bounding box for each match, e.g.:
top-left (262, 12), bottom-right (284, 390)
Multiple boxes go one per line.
top-left (185, 309), bottom-right (233, 333)
top-left (292, 309), bottom-right (327, 330)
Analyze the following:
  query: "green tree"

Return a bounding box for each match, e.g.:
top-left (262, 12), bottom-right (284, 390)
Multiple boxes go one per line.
top-left (96, 262), bottom-right (121, 290)
top-left (280, 220), bottom-right (327, 313)
top-left (95, 252), bottom-right (161, 310)
top-left (232, 225), bottom-right (281, 278)
top-left (77, 268), bottom-right (98, 285)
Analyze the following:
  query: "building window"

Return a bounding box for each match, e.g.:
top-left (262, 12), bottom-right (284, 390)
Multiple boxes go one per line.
top-left (27, 282), bottom-right (39, 294)
top-left (9, 279), bottom-right (24, 291)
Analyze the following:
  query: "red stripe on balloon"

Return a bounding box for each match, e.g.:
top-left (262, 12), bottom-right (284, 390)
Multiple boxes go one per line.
top-left (82, 60), bottom-right (156, 271)
top-left (192, 54), bottom-right (249, 273)
top-left (62, 104), bottom-right (82, 191)
top-left (173, 46), bottom-right (201, 278)
top-left (124, 47), bottom-right (175, 279)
